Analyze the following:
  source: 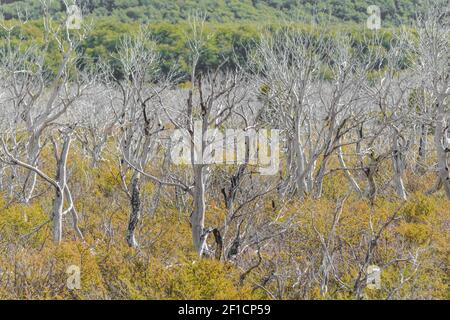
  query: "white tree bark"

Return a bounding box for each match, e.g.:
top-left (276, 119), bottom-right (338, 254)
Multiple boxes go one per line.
top-left (434, 103), bottom-right (450, 199)
top-left (392, 130), bottom-right (408, 200)
top-left (337, 144), bottom-right (362, 195)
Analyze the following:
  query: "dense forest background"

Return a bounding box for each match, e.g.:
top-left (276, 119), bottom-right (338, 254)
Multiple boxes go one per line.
top-left (1, 0), bottom-right (425, 25)
top-left (0, 0), bottom-right (423, 76)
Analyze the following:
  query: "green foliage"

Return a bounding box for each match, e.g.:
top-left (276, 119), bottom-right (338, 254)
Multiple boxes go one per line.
top-left (0, 197), bottom-right (48, 245)
top-left (0, 152), bottom-right (448, 299)
top-left (167, 259), bottom-right (253, 299)
top-left (0, 0), bottom-right (426, 25)
top-left (0, 17), bottom-right (398, 79)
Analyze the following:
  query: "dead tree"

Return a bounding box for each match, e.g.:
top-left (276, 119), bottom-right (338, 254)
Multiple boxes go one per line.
top-left (412, 5), bottom-right (450, 199)
top-left (0, 128), bottom-right (83, 243)
top-left (0, 2), bottom-right (93, 203)
top-left (113, 30), bottom-right (178, 248)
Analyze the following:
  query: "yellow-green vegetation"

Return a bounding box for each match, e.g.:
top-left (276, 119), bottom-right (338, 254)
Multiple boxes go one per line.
top-left (0, 151), bottom-right (448, 300)
top-left (0, 0), bottom-right (424, 26)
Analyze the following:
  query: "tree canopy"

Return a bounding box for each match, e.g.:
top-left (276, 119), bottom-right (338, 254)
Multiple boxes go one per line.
top-left (1, 0), bottom-right (425, 26)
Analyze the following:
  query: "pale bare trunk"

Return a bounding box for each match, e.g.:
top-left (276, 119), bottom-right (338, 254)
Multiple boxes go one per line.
top-left (24, 135), bottom-right (40, 203)
top-left (191, 165), bottom-right (207, 255)
top-left (52, 188), bottom-right (64, 243)
top-left (365, 156), bottom-right (378, 205)
top-left (64, 186), bottom-right (84, 241)
top-left (392, 132), bottom-right (407, 200)
top-left (314, 154), bottom-right (331, 199)
top-left (418, 124), bottom-right (428, 163)
top-left (126, 174), bottom-right (141, 248)
top-left (434, 104), bottom-right (450, 199)
top-left (294, 119), bottom-right (308, 196)
top-left (52, 135), bottom-right (71, 243)
top-left (337, 144), bottom-right (362, 195)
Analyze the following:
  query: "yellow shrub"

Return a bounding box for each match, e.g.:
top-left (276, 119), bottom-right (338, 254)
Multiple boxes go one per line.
top-left (168, 259), bottom-right (254, 300)
top-left (0, 199), bottom-right (48, 245)
top-left (396, 222), bottom-right (432, 245)
top-left (401, 193), bottom-right (436, 223)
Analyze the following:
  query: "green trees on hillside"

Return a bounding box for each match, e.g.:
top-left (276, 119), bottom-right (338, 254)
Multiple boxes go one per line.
top-left (0, 0), bottom-right (427, 77)
top-left (1, 16), bottom-right (396, 79)
top-left (1, 0), bottom-right (426, 25)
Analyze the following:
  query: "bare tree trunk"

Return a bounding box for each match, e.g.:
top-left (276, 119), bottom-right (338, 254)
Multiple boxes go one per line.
top-left (293, 121), bottom-right (308, 197)
top-left (365, 156), bottom-right (378, 206)
top-left (0, 166), bottom-right (4, 191)
top-left (126, 174), bottom-right (141, 248)
top-left (91, 144), bottom-right (102, 168)
top-left (64, 186), bottom-right (84, 241)
top-left (418, 124), bottom-right (428, 163)
top-left (434, 104), bottom-right (450, 199)
top-left (148, 182), bottom-right (162, 218)
top-left (23, 134), bottom-right (40, 203)
top-left (319, 254), bottom-right (330, 296)
top-left (314, 160), bottom-right (326, 199)
top-left (337, 144), bottom-right (362, 195)
top-left (52, 188), bottom-right (64, 243)
top-left (392, 131), bottom-right (407, 200)
top-left (416, 123), bottom-right (428, 173)
top-left (191, 165), bottom-right (207, 255)
top-left (314, 153), bottom-right (332, 199)
top-left (52, 134), bottom-right (71, 243)
top-left (306, 161), bottom-right (315, 193)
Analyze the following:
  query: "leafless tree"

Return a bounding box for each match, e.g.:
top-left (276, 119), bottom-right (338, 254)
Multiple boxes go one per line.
top-left (113, 30), bottom-right (179, 248)
top-left (410, 5), bottom-right (450, 199)
top-left (0, 2), bottom-right (94, 203)
top-left (0, 127), bottom-right (83, 243)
